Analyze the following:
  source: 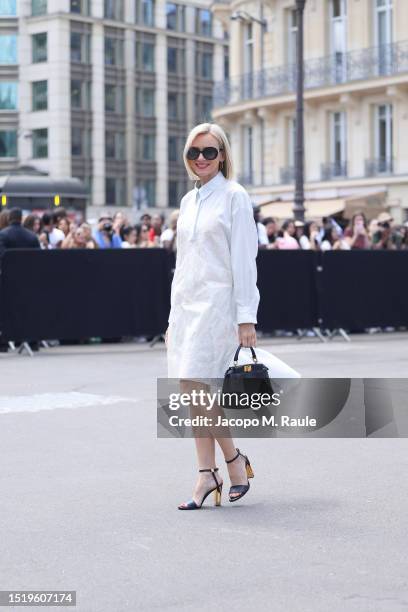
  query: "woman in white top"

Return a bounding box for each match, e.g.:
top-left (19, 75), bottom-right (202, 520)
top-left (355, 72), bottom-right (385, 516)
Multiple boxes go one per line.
top-left (165, 123), bottom-right (259, 510)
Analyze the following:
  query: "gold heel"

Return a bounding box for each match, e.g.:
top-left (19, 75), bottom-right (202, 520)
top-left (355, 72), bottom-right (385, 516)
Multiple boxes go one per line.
top-left (214, 485), bottom-right (222, 506)
top-left (246, 462), bottom-right (254, 479)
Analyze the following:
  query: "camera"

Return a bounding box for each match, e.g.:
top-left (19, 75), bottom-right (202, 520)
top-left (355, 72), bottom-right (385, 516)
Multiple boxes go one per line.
top-left (103, 222), bottom-right (113, 233)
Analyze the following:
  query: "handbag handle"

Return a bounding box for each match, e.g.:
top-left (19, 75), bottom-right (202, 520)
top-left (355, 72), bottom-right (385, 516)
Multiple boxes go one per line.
top-left (233, 344), bottom-right (258, 366)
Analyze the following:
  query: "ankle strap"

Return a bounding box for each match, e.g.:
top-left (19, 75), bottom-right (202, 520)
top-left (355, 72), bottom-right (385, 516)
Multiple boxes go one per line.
top-left (225, 448), bottom-right (241, 464)
top-left (198, 467), bottom-right (221, 491)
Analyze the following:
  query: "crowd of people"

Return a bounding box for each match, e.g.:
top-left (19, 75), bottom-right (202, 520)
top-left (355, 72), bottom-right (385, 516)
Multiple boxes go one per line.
top-left (253, 208), bottom-right (408, 251)
top-left (0, 207), bottom-right (179, 254)
top-left (0, 205), bottom-right (407, 257)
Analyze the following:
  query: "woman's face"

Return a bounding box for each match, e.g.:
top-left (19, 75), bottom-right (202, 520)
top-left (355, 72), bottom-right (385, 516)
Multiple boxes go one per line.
top-left (286, 222), bottom-right (295, 236)
top-left (141, 225), bottom-right (150, 241)
top-left (59, 218), bottom-right (69, 234)
top-left (266, 221), bottom-right (276, 236)
top-left (187, 133), bottom-right (225, 182)
top-left (33, 218), bottom-right (41, 233)
top-left (81, 224), bottom-right (91, 240)
top-left (354, 214), bottom-right (364, 227)
top-left (74, 228), bottom-right (86, 247)
top-left (128, 229), bottom-right (137, 244)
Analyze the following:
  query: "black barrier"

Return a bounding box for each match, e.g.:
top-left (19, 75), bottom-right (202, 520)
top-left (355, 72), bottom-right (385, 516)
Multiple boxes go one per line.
top-left (1, 249), bottom-right (408, 342)
top-left (0, 249), bottom-right (171, 342)
top-left (320, 250), bottom-right (408, 329)
top-left (256, 250), bottom-right (319, 331)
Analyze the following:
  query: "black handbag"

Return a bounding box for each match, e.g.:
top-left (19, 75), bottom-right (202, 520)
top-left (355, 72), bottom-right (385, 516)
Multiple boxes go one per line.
top-left (221, 344), bottom-right (274, 409)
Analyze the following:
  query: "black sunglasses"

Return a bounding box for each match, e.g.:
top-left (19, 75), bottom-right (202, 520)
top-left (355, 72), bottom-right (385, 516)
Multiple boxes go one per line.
top-left (186, 146), bottom-right (223, 161)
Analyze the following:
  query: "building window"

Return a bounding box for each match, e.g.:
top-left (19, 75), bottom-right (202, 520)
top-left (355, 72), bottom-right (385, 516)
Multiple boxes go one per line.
top-left (70, 32), bottom-right (91, 63)
top-left (224, 48), bottom-right (229, 79)
top-left (135, 0), bottom-right (154, 26)
top-left (375, 0), bottom-right (393, 75)
top-left (167, 46), bottom-right (184, 74)
top-left (198, 95), bottom-right (212, 121)
top-left (32, 0), bottom-right (46, 15)
top-left (375, 103), bottom-right (393, 168)
top-left (105, 84), bottom-right (125, 113)
top-left (143, 179), bottom-right (155, 206)
top-left (168, 135), bottom-right (178, 162)
top-left (0, 0), bottom-right (16, 16)
top-left (195, 8), bottom-right (212, 36)
top-left (286, 9), bottom-right (297, 65)
top-left (242, 125), bottom-right (253, 183)
top-left (135, 88), bottom-right (155, 116)
top-left (32, 128), bottom-right (48, 158)
top-left (166, 2), bottom-right (185, 31)
top-left (72, 127), bottom-right (91, 156)
top-left (104, 0), bottom-right (124, 21)
top-left (198, 52), bottom-right (212, 79)
top-left (168, 181), bottom-right (178, 208)
top-left (32, 33), bottom-right (47, 63)
top-left (331, 111), bottom-right (347, 170)
top-left (375, 0), bottom-right (393, 46)
top-left (105, 131), bottom-right (126, 160)
top-left (32, 80), bottom-right (48, 111)
top-left (287, 116), bottom-right (296, 167)
top-left (70, 0), bottom-right (90, 15)
top-left (141, 133), bottom-right (155, 160)
top-left (0, 34), bottom-right (17, 64)
top-left (0, 130), bottom-right (17, 158)
top-left (105, 36), bottom-right (124, 66)
top-left (106, 177), bottom-right (126, 205)
top-left (71, 80), bottom-right (91, 110)
top-left (135, 40), bottom-right (155, 71)
top-left (167, 91), bottom-right (185, 120)
top-left (330, 0), bottom-right (347, 83)
top-left (0, 82), bottom-right (17, 110)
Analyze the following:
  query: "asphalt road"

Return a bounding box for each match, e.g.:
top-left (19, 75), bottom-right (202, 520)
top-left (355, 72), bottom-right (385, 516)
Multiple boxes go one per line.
top-left (0, 333), bottom-right (407, 612)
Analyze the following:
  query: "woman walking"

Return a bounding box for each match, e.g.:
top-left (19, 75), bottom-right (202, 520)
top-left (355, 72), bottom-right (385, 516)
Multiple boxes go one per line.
top-left (165, 123), bottom-right (260, 510)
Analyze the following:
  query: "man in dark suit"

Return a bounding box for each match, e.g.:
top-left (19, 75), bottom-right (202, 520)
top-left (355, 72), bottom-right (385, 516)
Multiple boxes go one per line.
top-left (0, 207), bottom-right (40, 259)
top-left (0, 207), bottom-right (40, 352)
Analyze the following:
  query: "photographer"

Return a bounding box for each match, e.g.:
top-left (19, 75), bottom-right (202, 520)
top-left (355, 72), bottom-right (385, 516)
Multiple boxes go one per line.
top-left (372, 212), bottom-right (400, 250)
top-left (93, 215), bottom-right (122, 249)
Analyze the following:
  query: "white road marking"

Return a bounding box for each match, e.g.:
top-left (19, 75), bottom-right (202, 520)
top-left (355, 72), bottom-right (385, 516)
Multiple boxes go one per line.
top-left (0, 392), bottom-right (136, 415)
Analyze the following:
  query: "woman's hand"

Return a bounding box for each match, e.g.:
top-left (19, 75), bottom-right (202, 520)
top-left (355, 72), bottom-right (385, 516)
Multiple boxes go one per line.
top-left (238, 323), bottom-right (256, 348)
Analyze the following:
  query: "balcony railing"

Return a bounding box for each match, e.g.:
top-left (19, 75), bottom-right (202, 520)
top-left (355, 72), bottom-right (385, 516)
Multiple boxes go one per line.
top-left (321, 160), bottom-right (348, 181)
top-left (365, 157), bottom-right (394, 177)
top-left (213, 40), bottom-right (408, 107)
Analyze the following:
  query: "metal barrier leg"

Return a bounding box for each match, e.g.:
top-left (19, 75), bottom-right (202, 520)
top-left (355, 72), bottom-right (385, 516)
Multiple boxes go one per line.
top-left (312, 327), bottom-right (327, 343)
top-left (17, 342), bottom-right (34, 357)
top-left (327, 328), bottom-right (351, 342)
top-left (150, 334), bottom-right (165, 347)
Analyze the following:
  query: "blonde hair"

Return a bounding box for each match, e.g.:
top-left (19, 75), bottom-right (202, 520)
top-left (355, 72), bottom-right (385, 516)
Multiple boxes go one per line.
top-left (183, 122), bottom-right (234, 181)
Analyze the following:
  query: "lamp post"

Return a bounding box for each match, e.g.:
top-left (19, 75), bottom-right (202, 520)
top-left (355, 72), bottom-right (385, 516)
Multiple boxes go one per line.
top-left (293, 0), bottom-right (306, 222)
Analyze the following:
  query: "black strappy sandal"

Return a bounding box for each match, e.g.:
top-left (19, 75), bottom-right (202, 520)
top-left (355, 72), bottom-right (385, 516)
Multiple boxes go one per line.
top-left (225, 448), bottom-right (254, 503)
top-left (178, 468), bottom-right (223, 510)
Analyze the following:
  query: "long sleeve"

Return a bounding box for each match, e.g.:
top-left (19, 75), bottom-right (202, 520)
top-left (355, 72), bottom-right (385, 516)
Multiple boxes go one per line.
top-left (230, 190), bottom-right (260, 324)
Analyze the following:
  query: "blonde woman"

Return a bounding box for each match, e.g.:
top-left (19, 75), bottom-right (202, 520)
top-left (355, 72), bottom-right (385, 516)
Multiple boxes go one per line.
top-left (165, 122), bottom-right (260, 510)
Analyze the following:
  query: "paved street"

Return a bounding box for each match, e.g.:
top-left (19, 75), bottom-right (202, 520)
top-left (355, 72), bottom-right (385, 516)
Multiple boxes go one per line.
top-left (0, 333), bottom-right (407, 611)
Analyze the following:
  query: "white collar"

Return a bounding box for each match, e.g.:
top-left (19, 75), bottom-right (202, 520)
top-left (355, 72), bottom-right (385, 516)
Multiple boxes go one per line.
top-left (194, 171), bottom-right (226, 201)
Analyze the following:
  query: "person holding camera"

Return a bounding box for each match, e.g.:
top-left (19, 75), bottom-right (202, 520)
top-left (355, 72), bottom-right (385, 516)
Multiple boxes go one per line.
top-left (372, 212), bottom-right (400, 250)
top-left (344, 212), bottom-right (372, 249)
top-left (93, 216), bottom-right (122, 249)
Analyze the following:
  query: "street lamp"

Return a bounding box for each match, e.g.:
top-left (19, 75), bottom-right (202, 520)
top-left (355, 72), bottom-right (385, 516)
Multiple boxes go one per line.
top-left (293, 0), bottom-right (306, 222)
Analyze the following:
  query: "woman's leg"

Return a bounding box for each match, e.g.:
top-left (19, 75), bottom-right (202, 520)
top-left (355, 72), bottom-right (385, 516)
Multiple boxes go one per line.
top-left (178, 379), bottom-right (222, 506)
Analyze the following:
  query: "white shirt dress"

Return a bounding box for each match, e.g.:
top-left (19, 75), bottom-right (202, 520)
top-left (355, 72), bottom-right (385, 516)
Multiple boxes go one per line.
top-left (166, 171), bottom-right (260, 383)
